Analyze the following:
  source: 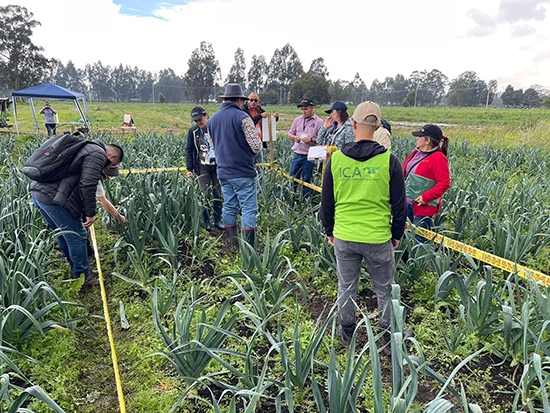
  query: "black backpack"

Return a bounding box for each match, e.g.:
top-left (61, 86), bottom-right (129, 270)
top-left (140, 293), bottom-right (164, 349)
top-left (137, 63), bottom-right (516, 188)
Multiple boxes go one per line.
top-left (22, 132), bottom-right (89, 183)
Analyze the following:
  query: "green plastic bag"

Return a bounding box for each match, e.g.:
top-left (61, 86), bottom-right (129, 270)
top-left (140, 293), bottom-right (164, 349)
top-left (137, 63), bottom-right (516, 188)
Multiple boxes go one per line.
top-left (406, 173), bottom-right (440, 207)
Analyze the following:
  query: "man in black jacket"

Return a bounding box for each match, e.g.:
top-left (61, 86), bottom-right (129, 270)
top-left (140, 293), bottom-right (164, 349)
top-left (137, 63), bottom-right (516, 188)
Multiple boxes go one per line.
top-left (185, 106), bottom-right (223, 230)
top-left (31, 138), bottom-right (123, 286)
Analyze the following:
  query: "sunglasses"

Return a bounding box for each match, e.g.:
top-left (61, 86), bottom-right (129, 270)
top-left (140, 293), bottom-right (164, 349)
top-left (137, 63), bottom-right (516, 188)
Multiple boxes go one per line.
top-left (249, 99), bottom-right (259, 102)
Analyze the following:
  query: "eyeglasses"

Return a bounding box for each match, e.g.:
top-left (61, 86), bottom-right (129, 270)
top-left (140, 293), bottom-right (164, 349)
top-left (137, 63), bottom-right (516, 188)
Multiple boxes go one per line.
top-left (249, 99), bottom-right (259, 102)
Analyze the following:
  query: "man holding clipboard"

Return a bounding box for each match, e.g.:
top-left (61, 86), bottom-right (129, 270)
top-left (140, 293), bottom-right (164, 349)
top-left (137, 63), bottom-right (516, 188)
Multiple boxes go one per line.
top-left (288, 98), bottom-right (324, 199)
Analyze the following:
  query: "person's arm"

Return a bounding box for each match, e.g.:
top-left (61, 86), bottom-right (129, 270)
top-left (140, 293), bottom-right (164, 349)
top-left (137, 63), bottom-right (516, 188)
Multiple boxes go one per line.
top-left (419, 154), bottom-right (451, 204)
top-left (321, 157), bottom-right (336, 238)
top-left (374, 127), bottom-right (391, 150)
top-left (80, 151), bottom-right (105, 221)
top-left (389, 154), bottom-right (407, 241)
top-left (288, 118), bottom-right (300, 142)
top-left (316, 126), bottom-right (329, 145)
top-left (251, 107), bottom-right (264, 125)
top-left (241, 116), bottom-right (261, 154)
top-left (185, 127), bottom-right (196, 177)
top-left (97, 196), bottom-right (126, 224)
top-left (52, 108), bottom-right (57, 115)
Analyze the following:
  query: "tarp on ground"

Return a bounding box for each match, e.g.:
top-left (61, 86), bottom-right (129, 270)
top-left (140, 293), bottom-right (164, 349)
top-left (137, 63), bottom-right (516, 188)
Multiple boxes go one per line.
top-left (11, 82), bottom-right (92, 135)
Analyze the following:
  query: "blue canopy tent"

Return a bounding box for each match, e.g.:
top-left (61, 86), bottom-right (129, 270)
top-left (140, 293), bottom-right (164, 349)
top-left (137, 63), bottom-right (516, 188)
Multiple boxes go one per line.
top-left (11, 83), bottom-right (93, 136)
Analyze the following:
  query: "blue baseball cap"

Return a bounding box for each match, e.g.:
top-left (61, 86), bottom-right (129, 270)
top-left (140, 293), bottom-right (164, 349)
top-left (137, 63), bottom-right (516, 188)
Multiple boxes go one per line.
top-left (325, 101), bottom-right (347, 114)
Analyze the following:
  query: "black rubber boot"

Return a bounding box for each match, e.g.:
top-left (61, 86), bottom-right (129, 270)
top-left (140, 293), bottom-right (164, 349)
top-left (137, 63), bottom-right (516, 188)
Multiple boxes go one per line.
top-left (213, 203), bottom-right (224, 230)
top-left (225, 225), bottom-right (239, 252)
top-left (243, 228), bottom-right (256, 249)
top-left (203, 209), bottom-right (211, 231)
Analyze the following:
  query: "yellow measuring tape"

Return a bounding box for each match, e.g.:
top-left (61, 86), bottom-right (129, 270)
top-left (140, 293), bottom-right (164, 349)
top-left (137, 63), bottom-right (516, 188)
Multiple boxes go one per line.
top-left (89, 224), bottom-right (126, 413)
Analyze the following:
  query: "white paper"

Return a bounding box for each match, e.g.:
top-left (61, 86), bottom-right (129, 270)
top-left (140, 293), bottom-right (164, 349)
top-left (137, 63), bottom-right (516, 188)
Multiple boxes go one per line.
top-left (308, 145), bottom-right (328, 160)
top-left (261, 115), bottom-right (277, 142)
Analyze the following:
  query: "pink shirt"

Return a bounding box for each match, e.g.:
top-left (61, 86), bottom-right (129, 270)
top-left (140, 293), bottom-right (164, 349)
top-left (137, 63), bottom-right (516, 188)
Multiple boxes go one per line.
top-left (289, 114), bottom-right (324, 155)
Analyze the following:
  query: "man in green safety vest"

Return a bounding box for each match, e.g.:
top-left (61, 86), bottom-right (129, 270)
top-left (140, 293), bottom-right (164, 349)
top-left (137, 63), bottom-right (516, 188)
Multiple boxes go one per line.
top-left (321, 101), bottom-right (407, 347)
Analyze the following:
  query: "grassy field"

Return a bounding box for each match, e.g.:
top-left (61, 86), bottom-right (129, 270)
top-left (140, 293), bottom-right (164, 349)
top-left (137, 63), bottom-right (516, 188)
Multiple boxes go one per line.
top-left (6, 101), bottom-right (550, 149)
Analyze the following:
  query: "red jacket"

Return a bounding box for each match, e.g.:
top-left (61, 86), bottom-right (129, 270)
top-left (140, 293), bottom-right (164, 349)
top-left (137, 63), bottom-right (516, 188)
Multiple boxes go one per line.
top-left (403, 149), bottom-right (450, 216)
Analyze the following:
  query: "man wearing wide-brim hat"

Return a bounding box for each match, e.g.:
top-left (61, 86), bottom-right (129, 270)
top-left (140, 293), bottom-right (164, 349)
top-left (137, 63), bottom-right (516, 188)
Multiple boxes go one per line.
top-left (208, 83), bottom-right (262, 251)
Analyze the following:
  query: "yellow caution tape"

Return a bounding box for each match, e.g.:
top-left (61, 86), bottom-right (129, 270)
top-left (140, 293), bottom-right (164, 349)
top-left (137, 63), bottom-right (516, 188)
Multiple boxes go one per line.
top-left (271, 167), bottom-right (322, 193)
top-left (114, 162), bottom-right (550, 285)
top-left (90, 224), bottom-right (127, 413)
top-left (408, 223), bottom-right (550, 286)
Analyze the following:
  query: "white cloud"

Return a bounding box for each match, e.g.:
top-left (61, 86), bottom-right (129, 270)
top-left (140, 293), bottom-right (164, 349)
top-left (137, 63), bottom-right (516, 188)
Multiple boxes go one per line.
top-left (11, 0), bottom-right (550, 90)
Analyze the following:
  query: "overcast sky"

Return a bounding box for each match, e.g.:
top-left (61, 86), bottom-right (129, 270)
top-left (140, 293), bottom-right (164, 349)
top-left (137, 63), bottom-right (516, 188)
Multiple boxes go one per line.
top-left (11, 0), bottom-right (550, 91)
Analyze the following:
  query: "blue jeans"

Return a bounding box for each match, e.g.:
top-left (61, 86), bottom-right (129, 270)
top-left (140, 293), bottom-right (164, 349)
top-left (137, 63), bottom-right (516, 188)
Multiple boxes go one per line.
top-left (220, 177), bottom-right (258, 229)
top-left (45, 123), bottom-right (56, 136)
top-left (407, 203), bottom-right (433, 244)
top-left (290, 153), bottom-right (314, 198)
top-left (32, 195), bottom-right (90, 278)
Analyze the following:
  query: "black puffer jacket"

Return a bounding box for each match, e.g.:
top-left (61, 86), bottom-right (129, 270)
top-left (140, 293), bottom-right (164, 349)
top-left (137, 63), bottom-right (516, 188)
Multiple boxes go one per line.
top-left (30, 140), bottom-right (109, 220)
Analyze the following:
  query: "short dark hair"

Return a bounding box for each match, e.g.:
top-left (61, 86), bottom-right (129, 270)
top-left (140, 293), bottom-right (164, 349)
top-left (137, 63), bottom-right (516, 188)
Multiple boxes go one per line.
top-left (107, 144), bottom-right (124, 163)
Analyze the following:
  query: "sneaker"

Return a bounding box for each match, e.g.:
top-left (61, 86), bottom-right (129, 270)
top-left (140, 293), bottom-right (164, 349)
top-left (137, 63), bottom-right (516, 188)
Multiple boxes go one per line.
top-left (214, 221), bottom-right (225, 230)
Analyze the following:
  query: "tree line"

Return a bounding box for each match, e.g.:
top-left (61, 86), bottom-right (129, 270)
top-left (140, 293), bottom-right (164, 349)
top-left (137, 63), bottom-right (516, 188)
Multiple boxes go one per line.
top-left (1, 4), bottom-right (550, 108)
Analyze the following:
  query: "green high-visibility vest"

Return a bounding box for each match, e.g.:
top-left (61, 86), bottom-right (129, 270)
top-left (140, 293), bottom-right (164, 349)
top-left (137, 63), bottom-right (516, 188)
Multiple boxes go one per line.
top-left (331, 150), bottom-right (392, 243)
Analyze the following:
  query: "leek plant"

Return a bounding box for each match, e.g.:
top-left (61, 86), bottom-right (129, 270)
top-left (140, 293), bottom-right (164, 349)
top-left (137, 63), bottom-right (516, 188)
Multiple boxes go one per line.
top-left (435, 267), bottom-right (500, 337)
top-left (151, 283), bottom-right (239, 384)
top-left (278, 305), bottom-right (336, 391)
top-left (311, 317), bottom-right (372, 413)
top-left (0, 373), bottom-right (66, 413)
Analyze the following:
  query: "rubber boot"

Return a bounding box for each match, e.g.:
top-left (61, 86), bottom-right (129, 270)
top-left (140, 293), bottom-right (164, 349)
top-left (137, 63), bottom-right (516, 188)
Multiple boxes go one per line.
top-left (213, 203), bottom-right (224, 230)
top-left (243, 228), bottom-right (256, 249)
top-left (203, 209), bottom-right (211, 231)
top-left (225, 225), bottom-right (239, 252)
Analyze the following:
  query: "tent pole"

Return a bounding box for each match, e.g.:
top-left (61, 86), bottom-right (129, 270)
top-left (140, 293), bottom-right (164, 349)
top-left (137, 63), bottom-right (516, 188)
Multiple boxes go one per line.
top-left (29, 98), bottom-right (40, 135)
top-left (13, 98), bottom-right (19, 137)
top-left (74, 99), bottom-right (89, 131)
top-left (82, 98), bottom-right (93, 132)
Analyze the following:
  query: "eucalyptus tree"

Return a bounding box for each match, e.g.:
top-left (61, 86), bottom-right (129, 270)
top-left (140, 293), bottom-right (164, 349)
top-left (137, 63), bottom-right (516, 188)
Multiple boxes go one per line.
top-left (447, 71), bottom-right (486, 107)
top-left (185, 41), bottom-right (221, 104)
top-left (85, 61), bottom-right (114, 101)
top-left (289, 71), bottom-right (330, 105)
top-left (247, 54), bottom-right (268, 93)
top-left (0, 4), bottom-right (51, 91)
top-left (308, 57), bottom-right (329, 79)
top-left (349, 72), bottom-right (368, 104)
top-left (267, 43), bottom-right (303, 103)
top-left (226, 47), bottom-right (246, 86)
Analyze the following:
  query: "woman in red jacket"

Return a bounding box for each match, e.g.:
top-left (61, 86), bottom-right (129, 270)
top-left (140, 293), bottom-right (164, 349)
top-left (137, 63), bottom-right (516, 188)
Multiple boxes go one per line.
top-left (403, 124), bottom-right (450, 244)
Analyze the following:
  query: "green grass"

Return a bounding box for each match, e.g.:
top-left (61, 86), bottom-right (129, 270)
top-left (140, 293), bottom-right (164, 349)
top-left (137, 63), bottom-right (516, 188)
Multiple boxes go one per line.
top-left (7, 101), bottom-right (550, 151)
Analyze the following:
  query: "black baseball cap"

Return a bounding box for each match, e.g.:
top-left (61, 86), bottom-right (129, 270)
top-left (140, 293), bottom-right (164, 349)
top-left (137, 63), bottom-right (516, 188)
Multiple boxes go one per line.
top-left (191, 106), bottom-right (207, 121)
top-left (297, 98), bottom-right (314, 108)
top-left (412, 124), bottom-right (443, 140)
